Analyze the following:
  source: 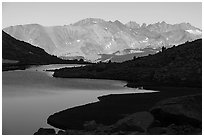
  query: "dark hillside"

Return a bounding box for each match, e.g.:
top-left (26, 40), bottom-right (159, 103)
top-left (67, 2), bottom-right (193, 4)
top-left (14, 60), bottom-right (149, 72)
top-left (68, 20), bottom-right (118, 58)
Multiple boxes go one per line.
top-left (54, 39), bottom-right (202, 88)
top-left (3, 31), bottom-right (62, 64)
top-left (2, 31), bottom-right (88, 71)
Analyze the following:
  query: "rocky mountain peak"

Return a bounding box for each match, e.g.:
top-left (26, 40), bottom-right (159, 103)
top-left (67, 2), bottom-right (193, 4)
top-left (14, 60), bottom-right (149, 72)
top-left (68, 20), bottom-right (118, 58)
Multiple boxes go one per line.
top-left (125, 21), bottom-right (140, 29)
top-left (73, 18), bottom-right (106, 26)
top-left (113, 20), bottom-right (124, 26)
top-left (177, 22), bottom-right (199, 30)
top-left (141, 23), bottom-right (147, 28)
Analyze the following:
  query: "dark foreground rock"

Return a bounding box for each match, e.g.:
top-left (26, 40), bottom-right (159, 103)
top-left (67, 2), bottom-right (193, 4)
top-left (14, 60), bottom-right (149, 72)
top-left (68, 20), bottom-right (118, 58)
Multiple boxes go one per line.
top-left (150, 94), bottom-right (202, 128)
top-left (147, 94), bottom-right (202, 135)
top-left (113, 111), bottom-right (154, 132)
top-left (83, 120), bottom-right (98, 131)
top-left (36, 95), bottom-right (202, 135)
top-left (35, 112), bottom-right (154, 135)
top-left (147, 124), bottom-right (202, 135)
top-left (34, 128), bottom-right (55, 135)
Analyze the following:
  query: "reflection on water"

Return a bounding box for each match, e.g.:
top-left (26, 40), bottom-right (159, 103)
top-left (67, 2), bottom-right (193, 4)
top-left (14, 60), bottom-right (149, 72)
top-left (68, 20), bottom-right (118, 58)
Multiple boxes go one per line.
top-left (2, 64), bottom-right (157, 135)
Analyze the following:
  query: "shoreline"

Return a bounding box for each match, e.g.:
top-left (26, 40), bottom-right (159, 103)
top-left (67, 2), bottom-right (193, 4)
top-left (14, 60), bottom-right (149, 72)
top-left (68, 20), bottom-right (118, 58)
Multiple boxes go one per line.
top-left (47, 66), bottom-right (202, 133)
top-left (2, 62), bottom-right (89, 72)
top-left (47, 86), bottom-right (201, 132)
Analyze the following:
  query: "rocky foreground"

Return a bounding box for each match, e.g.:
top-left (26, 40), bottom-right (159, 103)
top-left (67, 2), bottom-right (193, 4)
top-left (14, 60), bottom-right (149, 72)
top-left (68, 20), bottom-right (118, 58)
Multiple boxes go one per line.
top-left (34, 93), bottom-right (201, 135)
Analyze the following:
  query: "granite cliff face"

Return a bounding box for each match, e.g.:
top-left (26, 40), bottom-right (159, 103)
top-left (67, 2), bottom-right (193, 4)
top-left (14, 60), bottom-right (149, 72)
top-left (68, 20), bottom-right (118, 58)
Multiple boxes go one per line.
top-left (3, 18), bottom-right (202, 62)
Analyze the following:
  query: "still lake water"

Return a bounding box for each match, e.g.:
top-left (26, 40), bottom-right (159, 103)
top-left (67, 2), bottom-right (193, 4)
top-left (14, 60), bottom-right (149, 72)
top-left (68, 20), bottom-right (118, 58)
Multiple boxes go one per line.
top-left (2, 64), bottom-right (157, 135)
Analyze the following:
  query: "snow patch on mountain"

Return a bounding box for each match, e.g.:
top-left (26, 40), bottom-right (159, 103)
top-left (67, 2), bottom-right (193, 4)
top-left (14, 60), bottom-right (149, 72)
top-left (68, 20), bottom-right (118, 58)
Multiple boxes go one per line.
top-left (185, 29), bottom-right (202, 35)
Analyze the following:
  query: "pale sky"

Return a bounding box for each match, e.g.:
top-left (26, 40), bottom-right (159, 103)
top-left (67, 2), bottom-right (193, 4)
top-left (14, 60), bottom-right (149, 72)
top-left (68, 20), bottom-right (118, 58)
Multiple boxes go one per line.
top-left (2, 2), bottom-right (202, 29)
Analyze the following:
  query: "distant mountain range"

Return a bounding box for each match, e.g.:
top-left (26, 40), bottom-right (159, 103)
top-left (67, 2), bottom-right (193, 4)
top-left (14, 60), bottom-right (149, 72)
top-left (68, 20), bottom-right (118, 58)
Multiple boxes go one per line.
top-left (3, 18), bottom-right (202, 62)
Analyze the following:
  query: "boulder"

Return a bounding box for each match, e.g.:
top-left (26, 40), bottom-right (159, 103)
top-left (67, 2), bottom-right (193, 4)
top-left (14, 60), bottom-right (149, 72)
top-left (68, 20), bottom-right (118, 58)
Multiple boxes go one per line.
top-left (34, 128), bottom-right (56, 135)
top-left (147, 127), bottom-right (167, 135)
top-left (112, 111), bottom-right (154, 132)
top-left (83, 120), bottom-right (97, 131)
top-left (150, 94), bottom-right (202, 128)
top-left (166, 124), bottom-right (202, 135)
top-left (59, 112), bottom-right (154, 135)
top-left (65, 129), bottom-right (97, 135)
top-left (57, 130), bottom-right (66, 135)
top-left (94, 124), bottom-right (114, 134)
